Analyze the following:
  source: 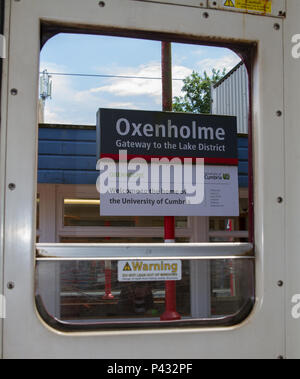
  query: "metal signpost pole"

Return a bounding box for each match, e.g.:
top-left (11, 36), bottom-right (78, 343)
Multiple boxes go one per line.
top-left (160, 41), bottom-right (181, 321)
top-left (103, 221), bottom-right (114, 300)
top-left (103, 261), bottom-right (114, 300)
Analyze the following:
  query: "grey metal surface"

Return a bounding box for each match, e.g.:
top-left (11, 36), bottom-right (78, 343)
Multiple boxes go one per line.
top-left (36, 242), bottom-right (254, 261)
top-left (212, 62), bottom-right (249, 134)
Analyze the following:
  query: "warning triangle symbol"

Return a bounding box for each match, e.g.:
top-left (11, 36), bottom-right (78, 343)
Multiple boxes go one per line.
top-left (123, 262), bottom-right (132, 272)
top-left (224, 0), bottom-right (235, 7)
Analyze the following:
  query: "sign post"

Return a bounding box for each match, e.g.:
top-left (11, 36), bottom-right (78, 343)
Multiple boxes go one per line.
top-left (103, 261), bottom-right (114, 300)
top-left (160, 41), bottom-right (181, 321)
top-left (103, 221), bottom-right (114, 300)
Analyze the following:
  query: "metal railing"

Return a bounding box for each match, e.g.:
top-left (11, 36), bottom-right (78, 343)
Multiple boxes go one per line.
top-left (36, 242), bottom-right (254, 261)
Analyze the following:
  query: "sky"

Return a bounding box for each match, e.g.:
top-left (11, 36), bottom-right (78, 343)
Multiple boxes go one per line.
top-left (40, 33), bottom-right (241, 125)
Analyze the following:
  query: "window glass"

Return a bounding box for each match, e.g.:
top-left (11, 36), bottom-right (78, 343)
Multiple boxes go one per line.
top-left (36, 258), bottom-right (254, 329)
top-left (209, 197), bottom-right (249, 242)
top-left (36, 30), bottom-right (253, 331)
top-left (60, 237), bottom-right (189, 243)
top-left (63, 198), bottom-right (187, 228)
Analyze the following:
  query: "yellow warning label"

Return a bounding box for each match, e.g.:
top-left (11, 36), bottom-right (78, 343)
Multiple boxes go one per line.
top-left (123, 262), bottom-right (132, 271)
top-left (224, 0), bottom-right (235, 7)
top-left (224, 0), bottom-right (272, 13)
top-left (118, 260), bottom-right (182, 282)
top-left (234, 0), bottom-right (272, 13)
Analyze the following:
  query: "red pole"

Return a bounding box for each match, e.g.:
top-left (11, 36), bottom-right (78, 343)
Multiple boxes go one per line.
top-left (161, 216), bottom-right (181, 321)
top-left (103, 221), bottom-right (114, 300)
top-left (103, 261), bottom-right (114, 300)
top-left (160, 41), bottom-right (181, 321)
top-left (227, 219), bottom-right (236, 297)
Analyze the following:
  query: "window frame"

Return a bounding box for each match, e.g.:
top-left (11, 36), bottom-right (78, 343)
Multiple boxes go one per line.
top-left (1, 0), bottom-right (285, 359)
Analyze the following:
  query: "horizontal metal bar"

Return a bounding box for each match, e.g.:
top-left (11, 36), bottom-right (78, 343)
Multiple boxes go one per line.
top-left (57, 226), bottom-right (192, 238)
top-left (36, 242), bottom-right (254, 261)
top-left (209, 230), bottom-right (249, 238)
top-left (37, 256), bottom-right (254, 262)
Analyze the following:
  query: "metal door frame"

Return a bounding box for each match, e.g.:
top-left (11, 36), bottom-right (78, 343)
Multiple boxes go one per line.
top-left (0, 0), bottom-right (286, 358)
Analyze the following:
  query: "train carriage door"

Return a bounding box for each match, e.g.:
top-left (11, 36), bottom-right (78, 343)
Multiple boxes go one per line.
top-left (0, 0), bottom-right (291, 358)
top-left (0, 0), bottom-right (5, 360)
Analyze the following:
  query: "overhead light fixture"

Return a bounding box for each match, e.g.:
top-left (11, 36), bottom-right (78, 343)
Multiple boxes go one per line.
top-left (64, 199), bottom-right (100, 205)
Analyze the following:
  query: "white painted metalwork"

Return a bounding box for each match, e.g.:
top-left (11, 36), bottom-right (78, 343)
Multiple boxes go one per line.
top-left (283, 1), bottom-right (300, 359)
top-left (0, 0), bottom-right (296, 359)
top-left (36, 242), bottom-right (253, 260)
top-left (212, 62), bottom-right (249, 134)
top-left (0, 0), bottom-right (11, 360)
top-left (132, 0), bottom-right (208, 8)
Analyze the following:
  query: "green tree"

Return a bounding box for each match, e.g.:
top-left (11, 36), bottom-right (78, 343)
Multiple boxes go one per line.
top-left (173, 68), bottom-right (226, 114)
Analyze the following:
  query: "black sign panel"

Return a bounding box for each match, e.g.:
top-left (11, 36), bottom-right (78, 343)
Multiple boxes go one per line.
top-left (97, 108), bottom-right (238, 164)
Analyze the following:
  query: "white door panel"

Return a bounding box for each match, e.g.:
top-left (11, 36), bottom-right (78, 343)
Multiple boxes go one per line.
top-left (0, 0), bottom-right (288, 358)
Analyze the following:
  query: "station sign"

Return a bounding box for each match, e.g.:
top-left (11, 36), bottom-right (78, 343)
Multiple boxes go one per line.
top-left (99, 163), bottom-right (239, 217)
top-left (96, 108), bottom-right (239, 217)
top-left (97, 108), bottom-right (238, 165)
